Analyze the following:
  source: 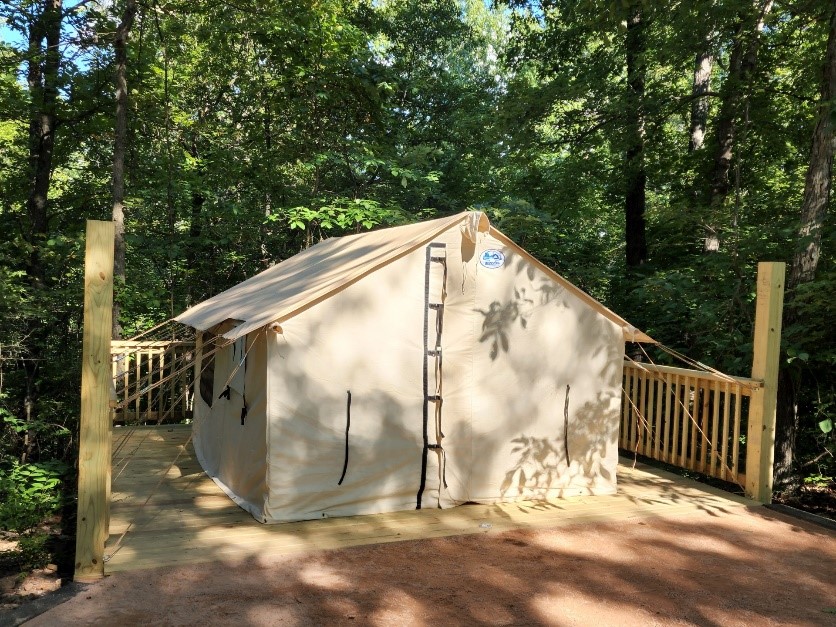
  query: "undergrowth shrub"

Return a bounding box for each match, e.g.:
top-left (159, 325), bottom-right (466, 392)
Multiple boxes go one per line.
top-left (0, 461), bottom-right (65, 533)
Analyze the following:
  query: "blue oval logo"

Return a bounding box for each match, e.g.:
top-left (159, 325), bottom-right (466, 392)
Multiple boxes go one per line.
top-left (479, 249), bottom-right (505, 269)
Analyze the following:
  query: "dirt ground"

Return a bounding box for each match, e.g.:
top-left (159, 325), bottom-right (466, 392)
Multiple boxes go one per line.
top-left (1, 565), bottom-right (61, 614)
top-left (777, 483), bottom-right (836, 520)
top-left (19, 505), bottom-right (836, 627)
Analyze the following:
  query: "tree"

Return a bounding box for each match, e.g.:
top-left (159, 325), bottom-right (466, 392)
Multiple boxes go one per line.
top-left (111, 0), bottom-right (138, 339)
top-left (625, 2), bottom-right (648, 267)
top-left (688, 46), bottom-right (713, 152)
top-left (774, 0), bottom-right (836, 492)
top-left (24, 0), bottom-right (62, 287)
top-left (705, 0), bottom-right (773, 251)
top-left (21, 0), bottom-right (63, 458)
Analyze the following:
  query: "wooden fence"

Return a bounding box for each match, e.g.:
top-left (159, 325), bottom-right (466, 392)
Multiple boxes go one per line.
top-left (620, 362), bottom-right (763, 486)
top-left (111, 340), bottom-right (195, 424)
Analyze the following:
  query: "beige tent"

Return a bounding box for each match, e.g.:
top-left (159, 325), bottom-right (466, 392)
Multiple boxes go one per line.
top-left (175, 211), bottom-right (654, 523)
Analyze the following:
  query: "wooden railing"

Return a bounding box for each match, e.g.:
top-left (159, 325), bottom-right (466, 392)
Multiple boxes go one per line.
top-left (620, 361), bottom-right (763, 486)
top-left (111, 340), bottom-right (195, 424)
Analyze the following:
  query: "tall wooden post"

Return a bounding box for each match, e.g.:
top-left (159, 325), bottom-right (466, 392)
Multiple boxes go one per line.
top-left (746, 262), bottom-right (786, 503)
top-left (75, 220), bottom-right (115, 582)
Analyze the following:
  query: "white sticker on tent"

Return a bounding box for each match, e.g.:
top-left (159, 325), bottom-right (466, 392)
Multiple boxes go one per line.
top-left (479, 249), bottom-right (505, 269)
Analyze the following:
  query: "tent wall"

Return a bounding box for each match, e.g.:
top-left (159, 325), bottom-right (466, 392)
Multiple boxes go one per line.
top-left (464, 230), bottom-right (623, 501)
top-left (264, 244), bottom-right (457, 522)
top-left (192, 331), bottom-right (268, 519)
top-left (258, 224), bottom-right (622, 523)
top-left (424, 226), bottom-right (622, 504)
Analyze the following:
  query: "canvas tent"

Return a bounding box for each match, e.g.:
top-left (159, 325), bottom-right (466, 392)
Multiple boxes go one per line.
top-left (175, 211), bottom-right (654, 524)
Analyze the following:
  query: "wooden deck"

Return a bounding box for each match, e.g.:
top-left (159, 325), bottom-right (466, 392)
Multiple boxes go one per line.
top-left (105, 425), bottom-right (757, 573)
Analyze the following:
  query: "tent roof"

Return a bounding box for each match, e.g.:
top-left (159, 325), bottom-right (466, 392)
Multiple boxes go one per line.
top-left (175, 211), bottom-right (655, 343)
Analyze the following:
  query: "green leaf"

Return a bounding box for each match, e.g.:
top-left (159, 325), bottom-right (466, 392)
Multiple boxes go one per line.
top-left (819, 419), bottom-right (833, 434)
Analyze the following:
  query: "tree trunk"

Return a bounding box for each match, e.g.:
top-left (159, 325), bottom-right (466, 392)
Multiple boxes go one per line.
top-left (625, 3), bottom-right (647, 268)
top-left (774, 2), bottom-right (836, 493)
top-left (706, 0), bottom-right (772, 251)
top-left (22, 0), bottom-right (62, 447)
top-left (186, 182), bottom-right (205, 306)
top-left (185, 132), bottom-right (205, 307)
top-left (112, 0), bottom-right (138, 340)
top-left (790, 8), bottom-right (836, 290)
top-left (25, 0), bottom-right (62, 284)
top-left (689, 49), bottom-right (713, 152)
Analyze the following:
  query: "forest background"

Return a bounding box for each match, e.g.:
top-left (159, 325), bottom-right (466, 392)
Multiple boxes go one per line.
top-left (0, 0), bottom-right (833, 573)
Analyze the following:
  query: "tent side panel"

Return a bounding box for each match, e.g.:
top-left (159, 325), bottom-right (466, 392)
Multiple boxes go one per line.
top-left (193, 332), bottom-right (268, 519)
top-left (263, 244), bottom-right (458, 522)
top-left (192, 336), bottom-right (226, 478)
top-left (465, 232), bottom-right (624, 501)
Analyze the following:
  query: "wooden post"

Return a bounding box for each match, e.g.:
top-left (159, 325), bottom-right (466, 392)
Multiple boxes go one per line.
top-left (75, 220), bottom-right (115, 582)
top-left (746, 262), bottom-right (785, 503)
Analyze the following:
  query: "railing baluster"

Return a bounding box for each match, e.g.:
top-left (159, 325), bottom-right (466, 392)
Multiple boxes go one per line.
top-left (628, 367), bottom-right (637, 452)
top-left (645, 371), bottom-right (655, 457)
top-left (669, 374), bottom-right (679, 465)
top-left (710, 379), bottom-right (721, 478)
top-left (653, 373), bottom-right (664, 459)
top-left (702, 380), bottom-right (710, 472)
top-left (681, 375), bottom-right (690, 469)
top-left (721, 380), bottom-right (731, 481)
top-left (732, 389), bottom-right (742, 481)
top-left (622, 367), bottom-right (631, 450)
top-left (661, 373), bottom-right (672, 462)
top-left (134, 347), bottom-right (140, 422)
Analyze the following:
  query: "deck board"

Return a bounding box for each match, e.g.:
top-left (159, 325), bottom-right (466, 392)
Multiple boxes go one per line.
top-left (105, 425), bottom-right (757, 573)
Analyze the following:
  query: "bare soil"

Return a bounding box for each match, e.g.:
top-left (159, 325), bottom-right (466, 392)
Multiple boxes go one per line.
top-left (20, 505), bottom-right (836, 627)
top-left (0, 565), bottom-right (61, 614)
top-left (776, 483), bottom-right (836, 521)
top-left (0, 526), bottom-right (64, 617)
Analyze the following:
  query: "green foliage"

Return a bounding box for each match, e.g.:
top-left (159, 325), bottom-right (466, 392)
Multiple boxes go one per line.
top-left (804, 473), bottom-right (833, 486)
top-left (277, 200), bottom-right (406, 232)
top-left (0, 460), bottom-right (66, 533)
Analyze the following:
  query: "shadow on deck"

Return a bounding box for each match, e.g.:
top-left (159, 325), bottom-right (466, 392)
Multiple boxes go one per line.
top-left (105, 425), bottom-right (756, 573)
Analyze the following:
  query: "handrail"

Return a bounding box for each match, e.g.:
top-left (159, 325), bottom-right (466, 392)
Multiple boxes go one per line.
top-left (625, 360), bottom-right (762, 392)
top-left (112, 340), bottom-right (195, 349)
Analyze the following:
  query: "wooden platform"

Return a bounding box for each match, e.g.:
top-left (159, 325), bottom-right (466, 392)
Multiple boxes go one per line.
top-left (105, 425), bottom-right (757, 573)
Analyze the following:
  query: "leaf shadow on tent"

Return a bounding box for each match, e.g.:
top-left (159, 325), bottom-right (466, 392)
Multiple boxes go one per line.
top-left (470, 254), bottom-right (625, 508)
top-left (474, 278), bottom-right (565, 362)
top-left (499, 434), bottom-right (565, 500)
top-left (495, 390), bottom-right (621, 510)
